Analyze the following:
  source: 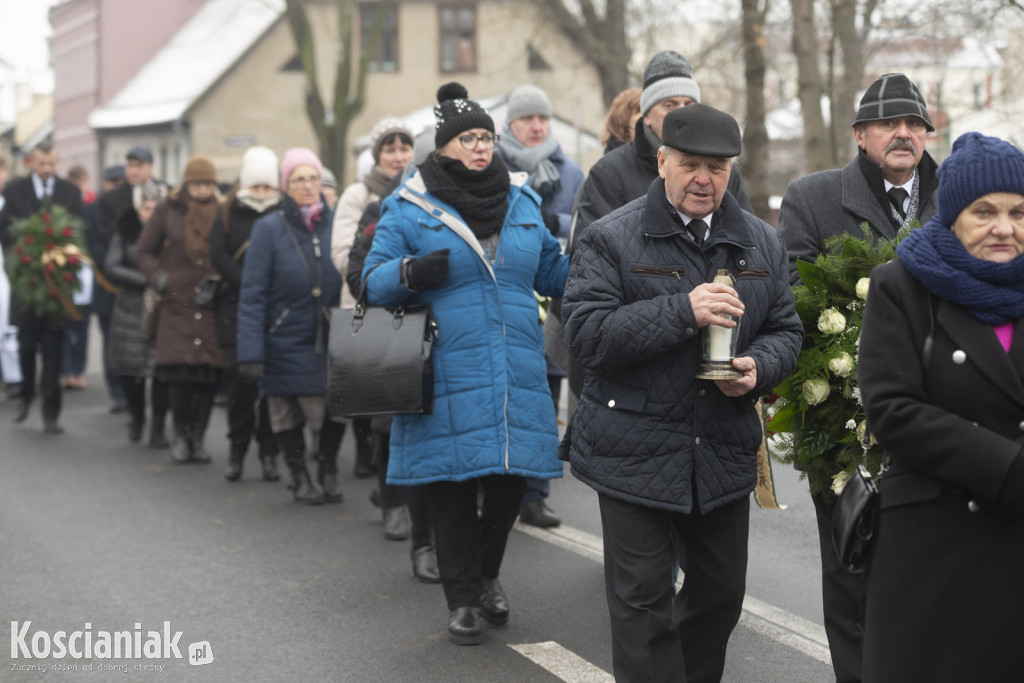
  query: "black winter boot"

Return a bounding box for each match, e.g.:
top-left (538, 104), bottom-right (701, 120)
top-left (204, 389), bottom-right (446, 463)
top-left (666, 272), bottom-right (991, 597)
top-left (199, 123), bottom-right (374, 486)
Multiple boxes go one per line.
top-left (189, 388), bottom-right (216, 464)
top-left (410, 527), bottom-right (440, 584)
top-left (258, 441), bottom-right (280, 482)
top-left (317, 419), bottom-right (345, 504)
top-left (224, 442), bottom-right (246, 481)
top-left (171, 422), bottom-right (192, 463)
top-left (277, 427), bottom-right (323, 505)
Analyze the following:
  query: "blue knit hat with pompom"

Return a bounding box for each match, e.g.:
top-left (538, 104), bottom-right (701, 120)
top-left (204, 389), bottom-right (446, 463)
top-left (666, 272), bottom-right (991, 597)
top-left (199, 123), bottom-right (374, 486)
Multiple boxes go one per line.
top-left (936, 132), bottom-right (1024, 227)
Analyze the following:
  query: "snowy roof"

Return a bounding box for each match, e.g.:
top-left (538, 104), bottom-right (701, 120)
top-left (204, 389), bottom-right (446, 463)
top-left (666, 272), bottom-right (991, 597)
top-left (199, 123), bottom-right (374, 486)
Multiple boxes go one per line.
top-left (89, 0), bottom-right (284, 130)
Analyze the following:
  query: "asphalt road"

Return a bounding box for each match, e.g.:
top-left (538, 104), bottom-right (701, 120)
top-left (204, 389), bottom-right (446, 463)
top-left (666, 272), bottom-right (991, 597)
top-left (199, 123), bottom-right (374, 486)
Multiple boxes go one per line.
top-left (1, 328), bottom-right (836, 682)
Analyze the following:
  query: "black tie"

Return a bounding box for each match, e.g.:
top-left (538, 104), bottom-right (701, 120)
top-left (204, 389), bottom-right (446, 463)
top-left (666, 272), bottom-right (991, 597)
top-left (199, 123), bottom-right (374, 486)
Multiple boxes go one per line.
top-left (688, 220), bottom-right (705, 247)
top-left (887, 187), bottom-right (908, 219)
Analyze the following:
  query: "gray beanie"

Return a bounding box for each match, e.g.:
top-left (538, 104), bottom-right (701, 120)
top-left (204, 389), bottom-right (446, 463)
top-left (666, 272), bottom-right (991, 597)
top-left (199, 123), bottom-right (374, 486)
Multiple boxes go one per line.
top-left (853, 73), bottom-right (934, 132)
top-left (320, 167), bottom-right (338, 190)
top-left (640, 50), bottom-right (701, 115)
top-left (507, 85), bottom-right (552, 122)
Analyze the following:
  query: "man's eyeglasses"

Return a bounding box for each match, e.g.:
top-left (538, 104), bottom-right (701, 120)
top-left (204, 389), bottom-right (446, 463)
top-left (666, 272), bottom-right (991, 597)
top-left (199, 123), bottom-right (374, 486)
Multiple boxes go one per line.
top-left (289, 176), bottom-right (321, 186)
top-left (457, 133), bottom-right (499, 150)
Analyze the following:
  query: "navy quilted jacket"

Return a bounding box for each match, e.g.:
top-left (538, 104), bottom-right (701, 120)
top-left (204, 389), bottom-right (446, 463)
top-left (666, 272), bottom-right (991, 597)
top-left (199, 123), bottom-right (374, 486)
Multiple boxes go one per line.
top-left (562, 177), bottom-right (802, 514)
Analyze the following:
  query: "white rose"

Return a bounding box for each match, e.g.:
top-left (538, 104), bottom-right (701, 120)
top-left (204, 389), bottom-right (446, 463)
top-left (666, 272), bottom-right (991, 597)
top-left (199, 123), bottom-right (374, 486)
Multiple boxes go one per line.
top-left (855, 277), bottom-right (870, 300)
top-left (831, 470), bottom-right (851, 496)
top-left (829, 352), bottom-right (855, 378)
top-left (817, 308), bottom-right (847, 335)
top-left (802, 379), bottom-right (831, 406)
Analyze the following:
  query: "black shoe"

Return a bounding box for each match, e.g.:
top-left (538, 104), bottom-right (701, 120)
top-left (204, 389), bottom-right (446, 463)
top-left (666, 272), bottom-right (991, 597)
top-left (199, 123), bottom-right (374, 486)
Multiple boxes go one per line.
top-left (259, 452), bottom-right (280, 482)
top-left (43, 420), bottom-right (64, 435)
top-left (369, 488), bottom-right (381, 508)
top-left (225, 446), bottom-right (245, 481)
top-left (383, 506), bottom-right (410, 541)
top-left (171, 431), bottom-right (191, 463)
top-left (14, 398), bottom-right (32, 424)
top-left (519, 500), bottom-right (562, 528)
top-left (317, 459), bottom-right (343, 504)
top-left (447, 607), bottom-right (486, 645)
top-left (109, 398), bottom-right (127, 414)
top-left (411, 545), bottom-right (441, 584)
top-left (128, 420), bottom-right (144, 444)
top-left (480, 578), bottom-right (509, 626)
top-left (149, 426), bottom-right (170, 450)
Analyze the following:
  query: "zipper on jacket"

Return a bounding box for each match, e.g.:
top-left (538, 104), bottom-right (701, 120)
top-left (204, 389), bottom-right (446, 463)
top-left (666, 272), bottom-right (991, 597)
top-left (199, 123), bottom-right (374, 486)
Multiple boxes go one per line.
top-left (502, 322), bottom-right (510, 472)
top-left (630, 265), bottom-right (685, 279)
top-left (269, 307), bottom-right (290, 334)
top-left (733, 267), bottom-right (770, 279)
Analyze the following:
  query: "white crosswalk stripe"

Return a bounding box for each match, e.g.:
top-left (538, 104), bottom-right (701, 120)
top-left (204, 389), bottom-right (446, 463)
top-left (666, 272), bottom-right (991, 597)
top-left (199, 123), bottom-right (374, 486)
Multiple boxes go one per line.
top-left (509, 641), bottom-right (615, 683)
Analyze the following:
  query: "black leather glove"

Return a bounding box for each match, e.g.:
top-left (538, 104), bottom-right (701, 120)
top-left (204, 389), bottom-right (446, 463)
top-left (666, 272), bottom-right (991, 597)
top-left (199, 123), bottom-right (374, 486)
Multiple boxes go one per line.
top-left (405, 248), bottom-right (450, 290)
top-left (540, 210), bottom-right (560, 237)
top-left (238, 362), bottom-right (264, 380)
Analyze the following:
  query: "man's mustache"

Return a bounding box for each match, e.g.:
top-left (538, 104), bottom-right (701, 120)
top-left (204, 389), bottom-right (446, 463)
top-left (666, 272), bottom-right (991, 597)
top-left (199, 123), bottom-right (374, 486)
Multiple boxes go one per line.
top-left (886, 139), bottom-right (917, 155)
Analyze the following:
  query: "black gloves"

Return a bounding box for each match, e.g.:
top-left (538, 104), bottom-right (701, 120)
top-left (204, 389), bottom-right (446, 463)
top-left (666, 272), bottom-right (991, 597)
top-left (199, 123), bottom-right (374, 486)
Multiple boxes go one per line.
top-left (405, 248), bottom-right (450, 290)
top-left (540, 210), bottom-right (560, 237)
top-left (238, 362), bottom-right (264, 380)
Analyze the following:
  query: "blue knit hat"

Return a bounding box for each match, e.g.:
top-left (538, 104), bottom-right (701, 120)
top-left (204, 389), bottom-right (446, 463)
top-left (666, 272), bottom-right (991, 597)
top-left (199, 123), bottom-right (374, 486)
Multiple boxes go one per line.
top-left (936, 132), bottom-right (1024, 227)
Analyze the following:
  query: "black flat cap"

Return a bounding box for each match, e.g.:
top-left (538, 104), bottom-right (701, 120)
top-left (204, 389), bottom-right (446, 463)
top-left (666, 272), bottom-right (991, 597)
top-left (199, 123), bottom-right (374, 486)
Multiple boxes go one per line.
top-left (126, 146), bottom-right (153, 164)
top-left (661, 103), bottom-right (741, 158)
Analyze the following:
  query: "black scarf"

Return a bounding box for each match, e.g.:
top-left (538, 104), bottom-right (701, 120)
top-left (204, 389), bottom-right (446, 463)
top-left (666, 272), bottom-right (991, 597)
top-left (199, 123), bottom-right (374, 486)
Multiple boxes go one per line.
top-left (419, 152), bottom-right (510, 239)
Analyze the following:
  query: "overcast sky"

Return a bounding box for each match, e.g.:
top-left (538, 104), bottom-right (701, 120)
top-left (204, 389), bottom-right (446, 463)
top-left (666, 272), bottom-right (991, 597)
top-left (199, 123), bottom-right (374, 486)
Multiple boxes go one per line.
top-left (0, 0), bottom-right (59, 89)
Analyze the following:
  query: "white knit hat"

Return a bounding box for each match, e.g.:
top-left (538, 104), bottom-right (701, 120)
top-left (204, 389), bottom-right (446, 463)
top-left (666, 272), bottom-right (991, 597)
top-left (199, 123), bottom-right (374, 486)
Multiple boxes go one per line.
top-left (239, 146), bottom-right (280, 189)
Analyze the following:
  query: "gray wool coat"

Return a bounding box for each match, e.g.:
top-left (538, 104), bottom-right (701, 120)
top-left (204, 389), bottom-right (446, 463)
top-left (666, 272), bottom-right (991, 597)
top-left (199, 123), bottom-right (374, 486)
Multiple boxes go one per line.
top-left (776, 150), bottom-right (939, 285)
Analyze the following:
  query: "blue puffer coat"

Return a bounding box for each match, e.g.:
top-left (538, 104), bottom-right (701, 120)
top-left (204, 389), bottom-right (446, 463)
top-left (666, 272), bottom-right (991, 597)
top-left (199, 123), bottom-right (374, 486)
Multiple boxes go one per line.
top-left (236, 197), bottom-right (341, 396)
top-left (363, 170), bottom-right (569, 485)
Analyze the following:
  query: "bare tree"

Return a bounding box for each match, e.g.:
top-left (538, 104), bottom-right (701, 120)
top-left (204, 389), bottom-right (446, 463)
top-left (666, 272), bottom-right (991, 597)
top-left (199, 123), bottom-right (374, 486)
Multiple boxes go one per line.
top-left (790, 0), bottom-right (831, 172)
top-left (741, 0), bottom-right (771, 218)
top-left (284, 0), bottom-right (393, 181)
top-left (528, 0), bottom-right (631, 107)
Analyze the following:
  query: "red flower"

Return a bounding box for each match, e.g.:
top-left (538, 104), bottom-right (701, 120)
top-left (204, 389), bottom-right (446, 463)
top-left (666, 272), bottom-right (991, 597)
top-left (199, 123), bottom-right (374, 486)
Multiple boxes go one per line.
top-left (67, 254), bottom-right (80, 266)
top-left (63, 272), bottom-right (74, 283)
top-left (22, 235), bottom-right (33, 245)
top-left (46, 242), bottom-right (56, 251)
top-left (43, 226), bottom-right (54, 236)
top-left (20, 255), bottom-right (31, 265)
top-left (41, 213), bottom-right (51, 223)
top-left (62, 227), bottom-right (73, 237)
top-left (45, 263), bottom-right (56, 273)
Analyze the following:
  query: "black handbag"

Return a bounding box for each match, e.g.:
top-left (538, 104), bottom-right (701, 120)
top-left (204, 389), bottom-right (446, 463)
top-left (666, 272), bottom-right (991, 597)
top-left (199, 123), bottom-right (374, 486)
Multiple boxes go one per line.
top-left (831, 464), bottom-right (879, 574)
top-left (194, 275), bottom-right (222, 310)
top-left (326, 288), bottom-right (436, 418)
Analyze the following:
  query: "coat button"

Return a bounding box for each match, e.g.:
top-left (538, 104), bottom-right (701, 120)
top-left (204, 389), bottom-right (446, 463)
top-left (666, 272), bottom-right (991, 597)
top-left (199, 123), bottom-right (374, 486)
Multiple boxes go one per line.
top-left (698, 388), bottom-right (706, 396)
top-left (194, 338), bottom-right (202, 346)
top-left (1018, 420), bottom-right (1024, 432)
top-left (607, 400), bottom-right (616, 408)
top-left (739, 259), bottom-right (746, 266)
top-left (968, 500), bottom-right (980, 513)
top-left (686, 328), bottom-right (695, 335)
top-left (694, 437), bottom-right (701, 445)
top-left (194, 312), bottom-right (202, 320)
top-left (952, 350), bottom-right (966, 364)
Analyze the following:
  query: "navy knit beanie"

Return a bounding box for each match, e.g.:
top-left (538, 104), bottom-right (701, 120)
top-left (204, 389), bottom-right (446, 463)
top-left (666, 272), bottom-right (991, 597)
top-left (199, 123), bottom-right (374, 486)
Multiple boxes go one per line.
top-left (433, 82), bottom-right (495, 149)
top-left (936, 132), bottom-right (1024, 227)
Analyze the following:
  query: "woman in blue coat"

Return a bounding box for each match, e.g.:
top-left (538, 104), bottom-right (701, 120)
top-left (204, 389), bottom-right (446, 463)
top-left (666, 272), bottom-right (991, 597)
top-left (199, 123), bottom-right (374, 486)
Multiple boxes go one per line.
top-left (236, 148), bottom-right (343, 505)
top-left (363, 83), bottom-right (569, 645)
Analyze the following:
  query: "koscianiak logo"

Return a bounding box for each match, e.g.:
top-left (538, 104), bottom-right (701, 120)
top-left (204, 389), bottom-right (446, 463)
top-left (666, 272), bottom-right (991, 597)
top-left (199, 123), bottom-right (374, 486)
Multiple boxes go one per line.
top-left (10, 621), bottom-right (214, 669)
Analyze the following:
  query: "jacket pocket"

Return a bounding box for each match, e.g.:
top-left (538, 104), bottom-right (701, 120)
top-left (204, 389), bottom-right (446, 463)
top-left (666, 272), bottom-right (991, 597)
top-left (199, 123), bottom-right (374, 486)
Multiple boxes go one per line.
top-left (878, 470), bottom-right (943, 510)
top-left (416, 216), bottom-right (443, 231)
top-left (732, 267), bottom-right (770, 279)
top-left (591, 376), bottom-right (648, 413)
top-left (268, 307), bottom-right (290, 335)
top-left (630, 265), bottom-right (686, 279)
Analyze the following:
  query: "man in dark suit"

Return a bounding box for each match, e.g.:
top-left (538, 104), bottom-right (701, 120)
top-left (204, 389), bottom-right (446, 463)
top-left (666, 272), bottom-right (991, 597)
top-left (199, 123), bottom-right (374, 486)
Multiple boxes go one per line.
top-left (0, 141), bottom-right (85, 433)
top-left (775, 73), bottom-right (940, 683)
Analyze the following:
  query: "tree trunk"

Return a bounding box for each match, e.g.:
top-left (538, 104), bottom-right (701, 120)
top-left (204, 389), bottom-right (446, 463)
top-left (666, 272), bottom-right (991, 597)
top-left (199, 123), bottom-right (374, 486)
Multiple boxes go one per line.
top-left (741, 0), bottom-right (770, 220)
top-left (790, 0), bottom-right (831, 173)
top-left (828, 0), bottom-right (876, 164)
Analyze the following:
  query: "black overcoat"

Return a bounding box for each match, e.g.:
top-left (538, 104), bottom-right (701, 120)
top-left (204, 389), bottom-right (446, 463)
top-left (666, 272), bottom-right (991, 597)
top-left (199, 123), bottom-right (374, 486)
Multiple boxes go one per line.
top-left (859, 260), bottom-right (1024, 683)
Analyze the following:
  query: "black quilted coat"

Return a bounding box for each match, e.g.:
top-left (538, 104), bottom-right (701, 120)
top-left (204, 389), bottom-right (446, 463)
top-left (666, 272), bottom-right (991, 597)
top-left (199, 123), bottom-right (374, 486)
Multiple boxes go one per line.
top-left (562, 177), bottom-right (802, 514)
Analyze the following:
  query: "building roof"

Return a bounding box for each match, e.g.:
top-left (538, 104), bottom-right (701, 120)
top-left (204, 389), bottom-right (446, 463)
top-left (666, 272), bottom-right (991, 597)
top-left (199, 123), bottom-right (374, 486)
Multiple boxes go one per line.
top-left (89, 0), bottom-right (284, 130)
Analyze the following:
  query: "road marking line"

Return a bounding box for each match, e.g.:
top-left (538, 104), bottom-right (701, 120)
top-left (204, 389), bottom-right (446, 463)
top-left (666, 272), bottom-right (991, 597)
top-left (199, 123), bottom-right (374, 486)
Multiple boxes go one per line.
top-left (514, 520), bottom-right (832, 665)
top-left (509, 641), bottom-right (614, 683)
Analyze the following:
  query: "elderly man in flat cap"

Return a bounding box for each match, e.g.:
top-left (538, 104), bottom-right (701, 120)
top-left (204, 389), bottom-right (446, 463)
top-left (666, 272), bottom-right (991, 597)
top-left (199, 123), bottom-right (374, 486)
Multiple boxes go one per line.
top-left (562, 104), bottom-right (802, 682)
top-left (775, 72), bottom-right (938, 683)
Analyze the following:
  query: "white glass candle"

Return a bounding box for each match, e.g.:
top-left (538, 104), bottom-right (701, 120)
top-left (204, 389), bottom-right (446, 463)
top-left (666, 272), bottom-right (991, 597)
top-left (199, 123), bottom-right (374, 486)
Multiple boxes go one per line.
top-left (708, 323), bottom-right (732, 360)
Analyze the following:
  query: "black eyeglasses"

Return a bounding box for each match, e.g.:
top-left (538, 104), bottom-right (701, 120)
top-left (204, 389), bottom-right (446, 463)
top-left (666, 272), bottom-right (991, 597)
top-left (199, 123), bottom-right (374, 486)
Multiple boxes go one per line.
top-left (457, 133), bottom-right (499, 150)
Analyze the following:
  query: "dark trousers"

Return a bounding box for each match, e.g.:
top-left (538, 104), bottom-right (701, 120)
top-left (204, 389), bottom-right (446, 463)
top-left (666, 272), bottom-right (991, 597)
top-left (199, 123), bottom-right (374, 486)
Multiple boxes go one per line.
top-left (428, 475), bottom-right (527, 610)
top-left (598, 493), bottom-right (749, 683)
top-left (121, 375), bottom-right (169, 428)
top-left (812, 491), bottom-right (864, 683)
top-left (18, 313), bottom-right (65, 422)
top-left (224, 366), bottom-right (275, 454)
top-left (96, 311), bottom-right (123, 400)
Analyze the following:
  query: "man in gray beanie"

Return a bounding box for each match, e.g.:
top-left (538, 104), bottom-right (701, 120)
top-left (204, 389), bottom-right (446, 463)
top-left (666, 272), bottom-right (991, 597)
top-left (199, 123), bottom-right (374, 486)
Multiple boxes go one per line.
top-left (572, 50), bottom-right (752, 253)
top-left (775, 71), bottom-right (939, 683)
top-left (563, 103), bottom-right (801, 682)
top-left (496, 84), bottom-right (585, 529)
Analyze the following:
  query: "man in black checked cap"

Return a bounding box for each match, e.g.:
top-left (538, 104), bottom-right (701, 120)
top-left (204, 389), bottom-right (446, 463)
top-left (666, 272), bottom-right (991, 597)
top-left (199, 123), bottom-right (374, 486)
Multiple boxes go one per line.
top-left (775, 72), bottom-right (939, 683)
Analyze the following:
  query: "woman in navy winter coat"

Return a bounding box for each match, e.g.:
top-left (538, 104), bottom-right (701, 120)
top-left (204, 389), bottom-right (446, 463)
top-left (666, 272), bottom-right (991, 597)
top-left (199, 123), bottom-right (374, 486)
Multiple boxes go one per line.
top-left (363, 83), bottom-right (569, 645)
top-left (236, 148), bottom-right (343, 505)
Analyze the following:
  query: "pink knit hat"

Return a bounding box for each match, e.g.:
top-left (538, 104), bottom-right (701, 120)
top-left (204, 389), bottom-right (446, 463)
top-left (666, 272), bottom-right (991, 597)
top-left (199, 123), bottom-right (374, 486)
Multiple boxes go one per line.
top-left (280, 147), bottom-right (324, 189)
